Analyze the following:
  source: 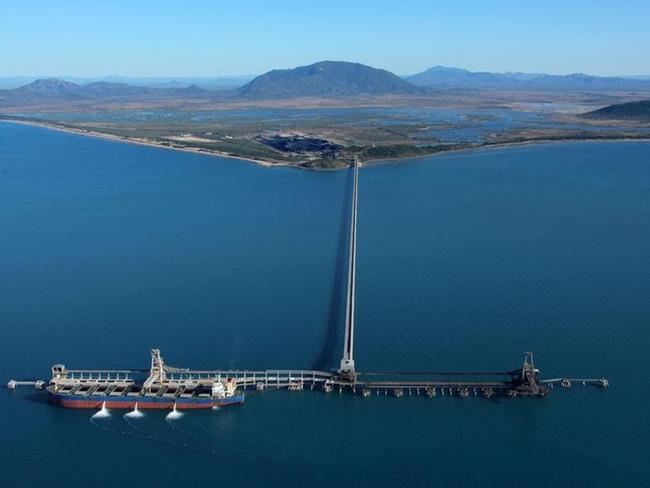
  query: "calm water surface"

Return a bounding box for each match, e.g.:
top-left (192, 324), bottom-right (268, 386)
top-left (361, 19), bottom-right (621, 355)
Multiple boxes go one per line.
top-left (1, 122), bottom-right (649, 486)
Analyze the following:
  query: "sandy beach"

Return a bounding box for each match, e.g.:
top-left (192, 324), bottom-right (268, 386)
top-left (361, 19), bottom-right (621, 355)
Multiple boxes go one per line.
top-left (2, 117), bottom-right (649, 170)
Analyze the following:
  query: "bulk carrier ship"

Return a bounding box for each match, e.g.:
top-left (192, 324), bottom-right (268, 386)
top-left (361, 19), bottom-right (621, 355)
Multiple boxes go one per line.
top-left (47, 349), bottom-right (244, 410)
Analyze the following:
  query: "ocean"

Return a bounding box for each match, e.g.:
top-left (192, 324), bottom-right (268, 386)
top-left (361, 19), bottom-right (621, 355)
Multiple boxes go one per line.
top-left (1, 121), bottom-right (649, 486)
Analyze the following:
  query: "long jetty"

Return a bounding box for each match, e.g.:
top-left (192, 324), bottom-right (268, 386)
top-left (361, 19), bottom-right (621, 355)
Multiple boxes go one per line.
top-left (7, 157), bottom-right (608, 400)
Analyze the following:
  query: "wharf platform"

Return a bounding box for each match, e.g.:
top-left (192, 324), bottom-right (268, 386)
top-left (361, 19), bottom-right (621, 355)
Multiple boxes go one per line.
top-left (7, 351), bottom-right (609, 400)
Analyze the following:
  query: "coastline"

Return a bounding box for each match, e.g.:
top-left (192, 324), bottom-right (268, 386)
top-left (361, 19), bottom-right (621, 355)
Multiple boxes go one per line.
top-left (361, 136), bottom-right (650, 167)
top-left (3, 117), bottom-right (650, 170)
top-left (0, 117), bottom-right (285, 169)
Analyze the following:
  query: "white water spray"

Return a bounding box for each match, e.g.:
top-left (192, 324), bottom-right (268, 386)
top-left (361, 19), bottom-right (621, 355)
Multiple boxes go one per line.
top-left (165, 403), bottom-right (183, 420)
top-left (91, 402), bottom-right (110, 419)
top-left (124, 402), bottom-right (144, 419)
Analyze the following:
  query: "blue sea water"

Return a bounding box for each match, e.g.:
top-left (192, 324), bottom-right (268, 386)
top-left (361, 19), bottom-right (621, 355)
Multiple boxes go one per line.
top-left (1, 122), bottom-right (649, 487)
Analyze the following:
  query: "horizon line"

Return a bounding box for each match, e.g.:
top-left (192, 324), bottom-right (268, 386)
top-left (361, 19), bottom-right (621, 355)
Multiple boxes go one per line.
top-left (1, 62), bottom-right (650, 81)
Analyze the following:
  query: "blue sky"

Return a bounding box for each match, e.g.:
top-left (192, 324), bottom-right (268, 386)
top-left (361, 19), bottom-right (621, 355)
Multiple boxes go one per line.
top-left (2, 0), bottom-right (649, 77)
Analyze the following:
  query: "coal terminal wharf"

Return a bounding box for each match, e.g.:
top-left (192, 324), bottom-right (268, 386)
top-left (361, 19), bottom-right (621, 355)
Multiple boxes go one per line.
top-left (7, 349), bottom-right (609, 407)
top-left (7, 158), bottom-right (608, 409)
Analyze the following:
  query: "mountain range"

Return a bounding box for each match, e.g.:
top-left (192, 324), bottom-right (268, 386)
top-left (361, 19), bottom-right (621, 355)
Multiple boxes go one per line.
top-left (406, 66), bottom-right (650, 91)
top-left (2, 62), bottom-right (650, 107)
top-left (0, 75), bottom-right (253, 90)
top-left (0, 78), bottom-right (209, 105)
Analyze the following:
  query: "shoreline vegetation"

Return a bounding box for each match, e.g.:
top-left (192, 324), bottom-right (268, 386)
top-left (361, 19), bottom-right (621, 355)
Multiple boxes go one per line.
top-left (2, 115), bottom-right (650, 170)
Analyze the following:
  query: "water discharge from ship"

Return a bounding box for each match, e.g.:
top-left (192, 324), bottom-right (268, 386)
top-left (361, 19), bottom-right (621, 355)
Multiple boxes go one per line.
top-left (91, 401), bottom-right (110, 419)
top-left (124, 403), bottom-right (144, 419)
top-left (165, 403), bottom-right (183, 420)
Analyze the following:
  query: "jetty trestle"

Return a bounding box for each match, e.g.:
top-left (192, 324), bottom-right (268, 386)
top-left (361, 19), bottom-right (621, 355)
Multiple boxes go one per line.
top-left (339, 156), bottom-right (359, 378)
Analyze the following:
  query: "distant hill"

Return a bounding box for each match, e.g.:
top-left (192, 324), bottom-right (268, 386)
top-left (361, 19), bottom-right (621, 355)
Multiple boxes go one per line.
top-left (13, 78), bottom-right (85, 100)
top-left (406, 66), bottom-right (527, 89)
top-left (0, 78), bottom-right (210, 106)
top-left (239, 61), bottom-right (422, 98)
top-left (528, 73), bottom-right (650, 91)
top-left (0, 75), bottom-right (254, 90)
top-left (88, 75), bottom-right (254, 90)
top-left (407, 66), bottom-right (650, 91)
top-left (583, 100), bottom-right (650, 121)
